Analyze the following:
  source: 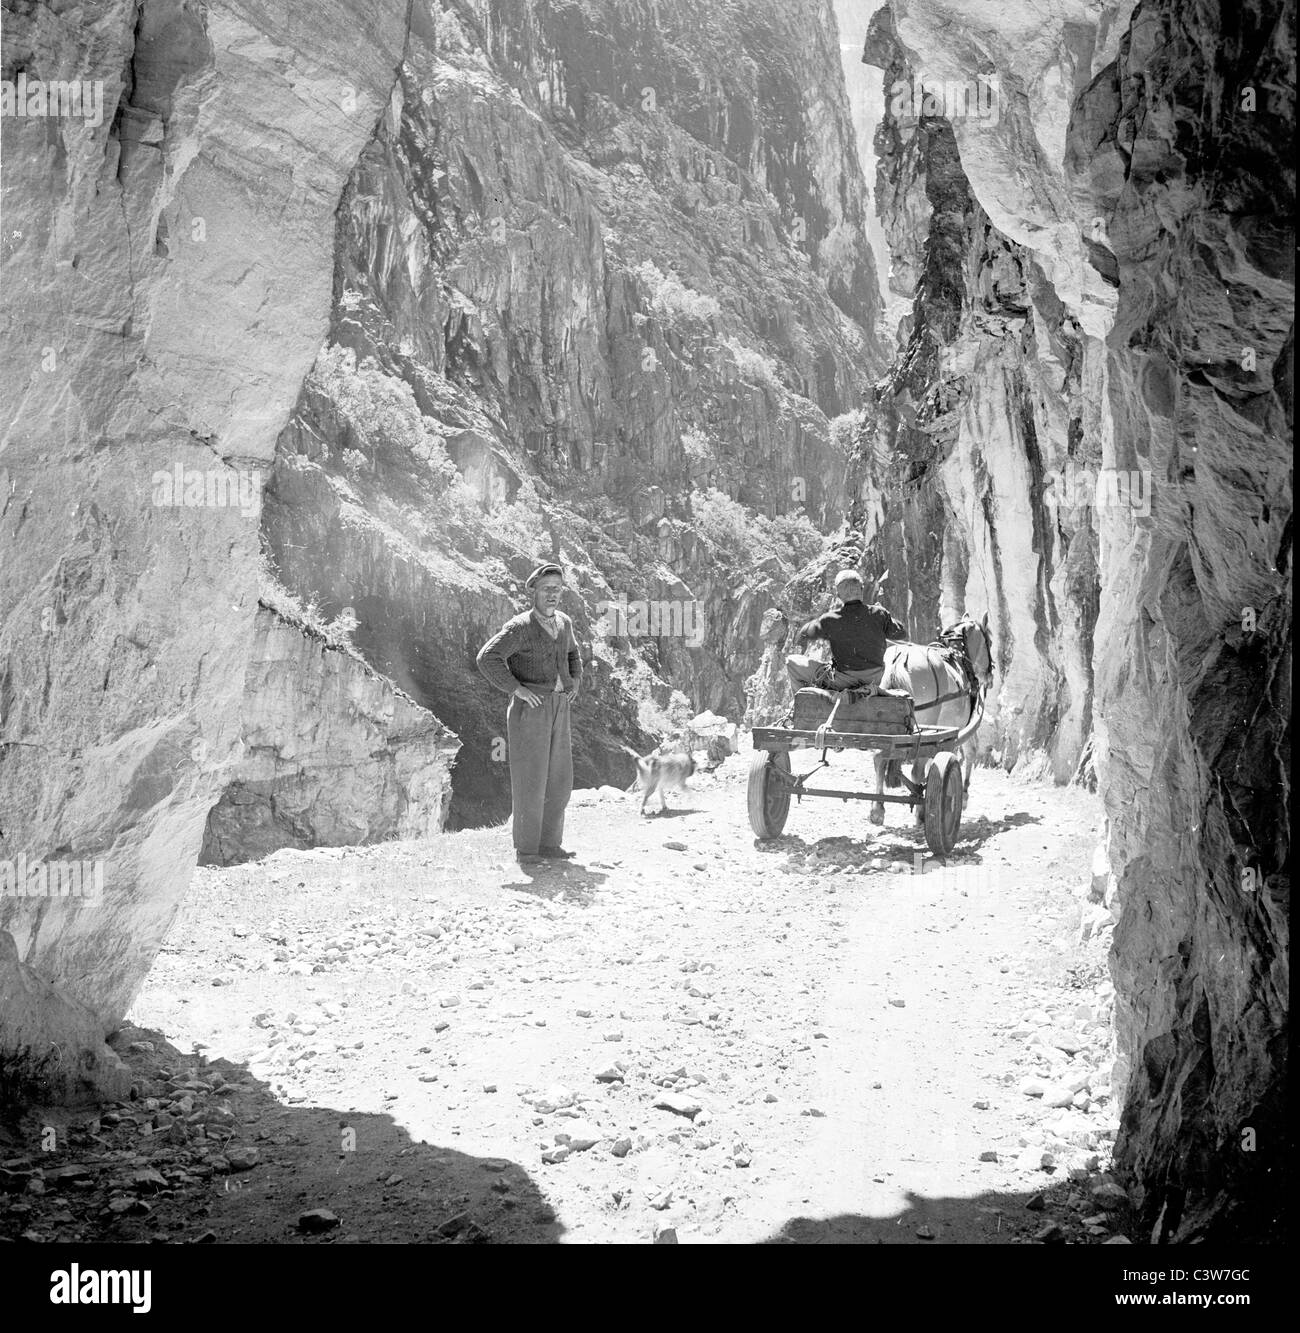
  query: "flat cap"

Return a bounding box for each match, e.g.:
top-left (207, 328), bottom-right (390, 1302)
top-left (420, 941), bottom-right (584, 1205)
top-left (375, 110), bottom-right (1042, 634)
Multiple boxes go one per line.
top-left (525, 562), bottom-right (563, 589)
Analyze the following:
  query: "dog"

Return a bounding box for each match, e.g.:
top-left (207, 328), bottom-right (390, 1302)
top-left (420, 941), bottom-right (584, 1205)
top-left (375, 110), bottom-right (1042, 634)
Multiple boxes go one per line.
top-left (620, 741), bottom-right (697, 815)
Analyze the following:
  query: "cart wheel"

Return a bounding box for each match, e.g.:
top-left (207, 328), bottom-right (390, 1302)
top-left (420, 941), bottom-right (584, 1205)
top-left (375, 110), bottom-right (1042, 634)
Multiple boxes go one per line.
top-left (748, 750), bottom-right (792, 839)
top-left (923, 751), bottom-right (963, 856)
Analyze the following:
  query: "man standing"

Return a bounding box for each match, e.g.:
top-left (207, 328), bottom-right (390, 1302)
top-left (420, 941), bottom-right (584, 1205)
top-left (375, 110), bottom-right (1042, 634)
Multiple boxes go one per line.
top-left (785, 569), bottom-right (907, 692)
top-left (476, 564), bottom-right (582, 866)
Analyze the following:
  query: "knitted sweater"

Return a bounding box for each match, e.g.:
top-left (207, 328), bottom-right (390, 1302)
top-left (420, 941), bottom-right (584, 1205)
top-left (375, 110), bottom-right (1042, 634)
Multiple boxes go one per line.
top-left (476, 610), bottom-right (582, 695)
top-left (795, 600), bottom-right (907, 672)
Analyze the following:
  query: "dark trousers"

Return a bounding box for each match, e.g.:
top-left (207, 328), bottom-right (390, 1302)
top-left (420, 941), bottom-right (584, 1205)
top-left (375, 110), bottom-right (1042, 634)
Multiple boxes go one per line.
top-left (506, 691), bottom-right (572, 853)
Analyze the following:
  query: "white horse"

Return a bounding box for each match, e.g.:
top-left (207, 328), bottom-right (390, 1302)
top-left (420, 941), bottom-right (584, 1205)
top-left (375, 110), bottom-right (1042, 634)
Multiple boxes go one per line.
top-left (869, 613), bottom-right (995, 826)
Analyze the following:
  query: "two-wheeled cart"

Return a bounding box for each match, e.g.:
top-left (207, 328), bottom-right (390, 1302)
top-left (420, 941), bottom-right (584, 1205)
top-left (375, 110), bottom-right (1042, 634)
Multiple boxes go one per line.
top-left (747, 693), bottom-right (983, 856)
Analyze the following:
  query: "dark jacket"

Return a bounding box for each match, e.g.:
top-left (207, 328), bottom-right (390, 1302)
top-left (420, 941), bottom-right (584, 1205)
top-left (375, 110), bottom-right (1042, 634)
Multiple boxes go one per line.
top-left (795, 600), bottom-right (906, 672)
top-left (476, 610), bottom-right (582, 695)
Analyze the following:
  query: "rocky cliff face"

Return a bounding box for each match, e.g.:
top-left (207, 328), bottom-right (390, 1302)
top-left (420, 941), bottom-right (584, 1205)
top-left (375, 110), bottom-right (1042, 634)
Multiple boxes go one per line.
top-left (0, 0), bottom-right (410, 1086)
top-left (866, 0), bottom-right (1292, 1238)
top-left (199, 604), bottom-right (459, 866)
top-left (258, 0), bottom-right (884, 828)
top-left (853, 6), bottom-right (1099, 782)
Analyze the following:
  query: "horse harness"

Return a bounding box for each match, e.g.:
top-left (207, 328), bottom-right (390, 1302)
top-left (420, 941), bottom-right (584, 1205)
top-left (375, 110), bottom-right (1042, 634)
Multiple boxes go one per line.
top-left (916, 625), bottom-right (984, 713)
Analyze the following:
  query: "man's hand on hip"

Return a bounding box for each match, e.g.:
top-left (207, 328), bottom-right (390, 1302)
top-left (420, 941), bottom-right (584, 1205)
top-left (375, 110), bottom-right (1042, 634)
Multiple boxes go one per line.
top-left (513, 685), bottom-right (542, 708)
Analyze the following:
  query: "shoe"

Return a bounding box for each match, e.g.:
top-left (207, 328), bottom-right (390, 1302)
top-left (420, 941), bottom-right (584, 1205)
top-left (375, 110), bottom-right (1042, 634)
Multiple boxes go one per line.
top-left (516, 852), bottom-right (546, 866)
top-left (538, 846), bottom-right (575, 859)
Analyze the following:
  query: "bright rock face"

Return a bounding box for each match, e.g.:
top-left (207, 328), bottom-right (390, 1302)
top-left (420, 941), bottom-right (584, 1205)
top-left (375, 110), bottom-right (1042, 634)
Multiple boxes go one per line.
top-left (858, 5), bottom-right (1099, 780)
top-left (199, 607), bottom-right (460, 866)
top-left (863, 0), bottom-right (1291, 1237)
top-left (0, 0), bottom-right (410, 1076)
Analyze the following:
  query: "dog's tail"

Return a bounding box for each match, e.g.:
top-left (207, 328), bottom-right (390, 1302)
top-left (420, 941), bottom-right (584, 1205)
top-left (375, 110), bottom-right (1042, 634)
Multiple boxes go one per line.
top-left (618, 744), bottom-right (643, 761)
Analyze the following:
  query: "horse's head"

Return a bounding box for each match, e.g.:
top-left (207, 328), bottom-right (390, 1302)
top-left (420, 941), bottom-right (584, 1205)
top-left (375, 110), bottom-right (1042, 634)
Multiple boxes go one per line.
top-left (945, 612), bottom-right (995, 694)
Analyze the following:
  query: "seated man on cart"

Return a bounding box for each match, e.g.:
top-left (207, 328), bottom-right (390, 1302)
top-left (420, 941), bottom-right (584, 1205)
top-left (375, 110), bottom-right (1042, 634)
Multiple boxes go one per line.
top-left (785, 569), bottom-right (907, 693)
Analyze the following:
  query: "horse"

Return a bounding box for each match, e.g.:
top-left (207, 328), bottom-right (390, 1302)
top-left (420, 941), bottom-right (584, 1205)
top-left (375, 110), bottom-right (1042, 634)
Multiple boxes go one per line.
top-left (868, 612), bottom-right (995, 827)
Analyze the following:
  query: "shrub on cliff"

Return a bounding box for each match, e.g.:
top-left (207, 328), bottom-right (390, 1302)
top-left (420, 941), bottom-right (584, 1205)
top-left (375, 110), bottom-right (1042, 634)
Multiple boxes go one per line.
top-left (309, 344), bottom-right (461, 493)
top-left (632, 260), bottom-right (722, 325)
top-left (481, 476), bottom-right (551, 557)
top-left (722, 336), bottom-right (783, 396)
top-left (689, 487), bottom-right (828, 572)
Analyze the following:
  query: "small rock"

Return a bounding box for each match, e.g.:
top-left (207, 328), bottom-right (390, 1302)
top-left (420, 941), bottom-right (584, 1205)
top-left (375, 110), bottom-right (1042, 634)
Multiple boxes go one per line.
top-left (482, 1084), bottom-right (497, 1094)
top-left (888, 998), bottom-right (906, 1008)
top-left (915, 1225), bottom-right (935, 1240)
top-left (1050, 1030), bottom-right (1086, 1054)
top-left (663, 842), bottom-right (687, 852)
top-left (1090, 1179), bottom-right (1128, 1206)
top-left (603, 1031), bottom-right (623, 1043)
top-left (973, 1099), bottom-right (990, 1110)
top-left (437, 993), bottom-right (460, 1008)
top-left (44, 1164), bottom-right (93, 1184)
top-left (653, 1225), bottom-right (679, 1244)
top-left (978, 1150), bottom-right (999, 1163)
top-left (654, 1093), bottom-right (702, 1119)
top-left (131, 1167), bottom-right (168, 1192)
top-left (1103, 1234), bottom-right (1132, 1244)
top-left (763, 1091), bottom-right (778, 1103)
top-left (437, 1211), bottom-right (473, 1238)
top-left (554, 1122), bottom-right (601, 1152)
top-left (1025, 1192), bottom-right (1046, 1211)
top-left (298, 1208), bottom-right (339, 1234)
top-left (1019, 1077), bottom-right (1048, 1098)
top-left (1034, 1222), bottom-right (1065, 1243)
top-left (226, 1147), bottom-right (259, 1172)
top-left (541, 1145), bottom-right (570, 1165)
top-left (610, 1138), bottom-right (632, 1158)
top-left (594, 1065), bottom-right (623, 1084)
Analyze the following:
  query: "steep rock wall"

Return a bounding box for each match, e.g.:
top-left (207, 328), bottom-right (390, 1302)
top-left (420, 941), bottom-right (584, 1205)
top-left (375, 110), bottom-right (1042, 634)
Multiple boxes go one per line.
top-left (856, 8), bottom-right (1100, 781)
top-left (0, 0), bottom-right (411, 1076)
top-left (875, 0), bottom-right (1292, 1238)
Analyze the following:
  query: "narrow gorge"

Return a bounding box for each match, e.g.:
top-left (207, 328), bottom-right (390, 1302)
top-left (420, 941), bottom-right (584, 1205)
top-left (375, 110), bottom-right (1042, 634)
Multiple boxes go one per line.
top-left (0, 0), bottom-right (1291, 1245)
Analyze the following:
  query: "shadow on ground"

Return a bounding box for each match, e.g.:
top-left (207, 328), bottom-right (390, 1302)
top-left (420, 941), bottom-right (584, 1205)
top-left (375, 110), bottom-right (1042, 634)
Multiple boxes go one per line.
top-left (0, 1027), bottom-right (563, 1245)
top-left (761, 1184), bottom-right (1139, 1245)
top-left (506, 862), bottom-right (608, 905)
top-left (750, 807), bottom-right (1043, 875)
